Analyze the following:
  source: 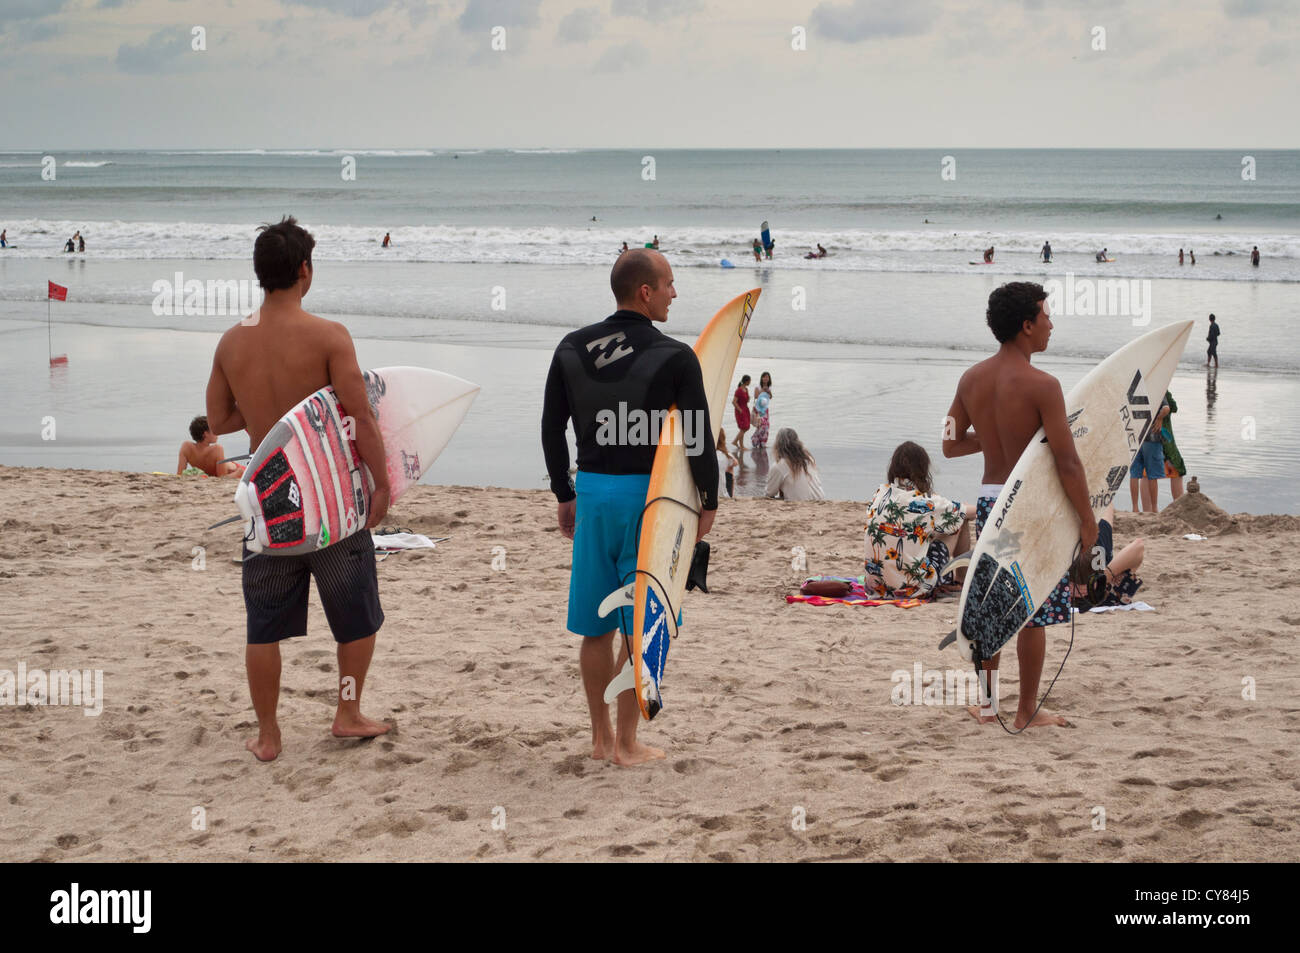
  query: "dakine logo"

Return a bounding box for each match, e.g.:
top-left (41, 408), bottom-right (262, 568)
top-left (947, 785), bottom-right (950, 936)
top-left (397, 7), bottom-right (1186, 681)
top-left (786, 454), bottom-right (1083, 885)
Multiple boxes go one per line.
top-left (587, 332), bottom-right (634, 369)
top-left (994, 479), bottom-right (1022, 529)
top-left (1041, 409), bottom-right (1087, 443)
top-left (49, 883), bottom-right (151, 933)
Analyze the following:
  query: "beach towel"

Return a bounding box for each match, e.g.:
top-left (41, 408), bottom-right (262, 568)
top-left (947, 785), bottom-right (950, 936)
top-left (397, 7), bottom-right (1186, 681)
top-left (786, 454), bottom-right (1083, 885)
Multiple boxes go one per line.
top-left (786, 575), bottom-right (929, 609)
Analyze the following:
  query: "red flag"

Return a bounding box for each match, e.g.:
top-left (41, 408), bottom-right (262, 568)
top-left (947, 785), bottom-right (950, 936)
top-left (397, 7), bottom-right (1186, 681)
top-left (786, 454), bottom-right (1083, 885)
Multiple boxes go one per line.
top-left (48, 281), bottom-right (68, 301)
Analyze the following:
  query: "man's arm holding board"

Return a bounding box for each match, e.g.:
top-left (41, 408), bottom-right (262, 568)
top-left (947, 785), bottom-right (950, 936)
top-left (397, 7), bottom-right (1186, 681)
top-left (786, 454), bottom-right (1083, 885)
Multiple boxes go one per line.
top-left (1035, 375), bottom-right (1098, 555)
top-left (326, 323), bottom-right (390, 528)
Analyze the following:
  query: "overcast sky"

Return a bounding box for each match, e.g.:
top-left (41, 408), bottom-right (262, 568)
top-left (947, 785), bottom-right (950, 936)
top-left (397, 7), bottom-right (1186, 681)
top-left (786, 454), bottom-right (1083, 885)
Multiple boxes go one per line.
top-left (1, 0), bottom-right (1295, 149)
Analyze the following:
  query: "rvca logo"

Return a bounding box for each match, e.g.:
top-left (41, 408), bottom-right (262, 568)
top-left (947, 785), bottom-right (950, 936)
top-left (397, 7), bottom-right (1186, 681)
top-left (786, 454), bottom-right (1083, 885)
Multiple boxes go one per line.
top-left (587, 332), bottom-right (634, 369)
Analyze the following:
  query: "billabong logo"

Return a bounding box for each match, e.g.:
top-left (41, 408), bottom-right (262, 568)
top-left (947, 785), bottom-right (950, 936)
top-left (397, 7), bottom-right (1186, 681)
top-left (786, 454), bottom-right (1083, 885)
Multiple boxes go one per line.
top-left (587, 332), bottom-right (634, 369)
top-left (49, 883), bottom-right (151, 933)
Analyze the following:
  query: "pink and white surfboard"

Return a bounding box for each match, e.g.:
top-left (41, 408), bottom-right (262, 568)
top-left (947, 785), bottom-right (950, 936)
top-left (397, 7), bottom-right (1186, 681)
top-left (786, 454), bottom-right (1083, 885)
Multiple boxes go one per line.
top-left (235, 366), bottom-right (479, 555)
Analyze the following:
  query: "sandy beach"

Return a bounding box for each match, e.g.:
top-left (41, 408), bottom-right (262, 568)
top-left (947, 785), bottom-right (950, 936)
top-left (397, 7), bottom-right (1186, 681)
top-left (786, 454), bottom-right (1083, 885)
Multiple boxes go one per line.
top-left (1, 464), bottom-right (1296, 862)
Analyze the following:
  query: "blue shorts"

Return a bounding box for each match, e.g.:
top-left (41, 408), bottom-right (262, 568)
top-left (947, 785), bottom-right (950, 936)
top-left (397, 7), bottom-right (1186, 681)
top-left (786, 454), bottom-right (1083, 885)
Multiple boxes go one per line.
top-left (1130, 441), bottom-right (1165, 479)
top-left (567, 471), bottom-right (651, 638)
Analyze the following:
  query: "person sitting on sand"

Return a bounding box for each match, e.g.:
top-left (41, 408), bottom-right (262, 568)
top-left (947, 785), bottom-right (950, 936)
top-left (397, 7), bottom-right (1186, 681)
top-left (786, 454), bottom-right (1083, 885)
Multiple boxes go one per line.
top-left (1071, 502), bottom-right (1145, 610)
top-left (177, 415), bottom-right (245, 477)
top-left (864, 441), bottom-right (975, 599)
top-left (766, 428), bottom-right (825, 500)
top-left (205, 215), bottom-right (393, 762)
top-left (943, 281), bottom-right (1099, 729)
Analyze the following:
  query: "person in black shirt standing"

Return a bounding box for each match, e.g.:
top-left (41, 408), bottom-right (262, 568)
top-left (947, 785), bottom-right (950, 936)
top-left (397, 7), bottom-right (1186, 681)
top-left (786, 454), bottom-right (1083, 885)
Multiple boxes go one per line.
top-left (1206, 313), bottom-right (1220, 367)
top-left (541, 249), bottom-right (717, 767)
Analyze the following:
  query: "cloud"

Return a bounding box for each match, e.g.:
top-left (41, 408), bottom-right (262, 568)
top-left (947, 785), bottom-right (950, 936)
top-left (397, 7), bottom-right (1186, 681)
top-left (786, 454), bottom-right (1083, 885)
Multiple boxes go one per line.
top-left (280, 0), bottom-right (407, 15)
top-left (115, 25), bottom-right (201, 74)
top-left (458, 0), bottom-right (541, 32)
top-left (610, 0), bottom-right (702, 18)
top-left (1222, 0), bottom-right (1290, 15)
top-left (809, 0), bottom-right (937, 42)
top-left (557, 6), bottom-right (600, 44)
top-left (0, 0), bottom-right (72, 27)
top-left (594, 39), bottom-right (647, 71)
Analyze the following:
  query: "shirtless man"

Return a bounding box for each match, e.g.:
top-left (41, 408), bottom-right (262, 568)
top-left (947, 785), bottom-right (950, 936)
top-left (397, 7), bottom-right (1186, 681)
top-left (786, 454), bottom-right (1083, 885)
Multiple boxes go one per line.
top-left (942, 281), bottom-right (1098, 729)
top-left (176, 415), bottom-right (244, 477)
top-left (205, 216), bottom-right (392, 761)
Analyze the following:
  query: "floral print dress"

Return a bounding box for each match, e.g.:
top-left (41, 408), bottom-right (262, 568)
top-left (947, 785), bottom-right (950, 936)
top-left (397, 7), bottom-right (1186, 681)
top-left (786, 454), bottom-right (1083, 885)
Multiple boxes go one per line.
top-left (864, 480), bottom-right (964, 598)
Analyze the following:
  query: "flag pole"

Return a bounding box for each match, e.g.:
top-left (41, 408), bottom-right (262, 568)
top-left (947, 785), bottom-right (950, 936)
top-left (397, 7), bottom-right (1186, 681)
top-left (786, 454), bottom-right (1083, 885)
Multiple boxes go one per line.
top-left (48, 291), bottom-right (52, 363)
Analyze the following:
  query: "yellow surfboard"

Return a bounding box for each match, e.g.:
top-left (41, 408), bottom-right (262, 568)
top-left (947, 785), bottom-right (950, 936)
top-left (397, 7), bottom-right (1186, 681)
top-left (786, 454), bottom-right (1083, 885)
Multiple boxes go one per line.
top-left (600, 288), bottom-right (760, 720)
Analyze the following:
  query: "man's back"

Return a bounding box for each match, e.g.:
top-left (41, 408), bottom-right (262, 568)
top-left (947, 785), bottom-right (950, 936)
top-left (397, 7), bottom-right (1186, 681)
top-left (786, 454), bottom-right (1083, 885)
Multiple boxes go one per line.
top-left (957, 353), bottom-right (1056, 484)
top-left (216, 308), bottom-right (344, 449)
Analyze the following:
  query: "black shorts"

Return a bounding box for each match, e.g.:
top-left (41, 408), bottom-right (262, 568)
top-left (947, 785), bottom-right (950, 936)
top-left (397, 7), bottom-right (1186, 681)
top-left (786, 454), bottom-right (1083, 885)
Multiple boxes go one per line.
top-left (242, 530), bottom-right (384, 645)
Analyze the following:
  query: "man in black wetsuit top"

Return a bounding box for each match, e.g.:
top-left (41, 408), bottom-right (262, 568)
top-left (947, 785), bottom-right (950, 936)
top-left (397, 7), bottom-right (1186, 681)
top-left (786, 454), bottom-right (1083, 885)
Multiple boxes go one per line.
top-left (541, 248), bottom-right (717, 767)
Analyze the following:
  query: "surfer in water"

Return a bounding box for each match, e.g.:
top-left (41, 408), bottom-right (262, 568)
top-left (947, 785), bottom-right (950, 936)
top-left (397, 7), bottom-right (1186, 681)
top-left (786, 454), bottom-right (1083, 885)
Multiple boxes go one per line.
top-left (177, 415), bottom-right (245, 477)
top-left (205, 216), bottom-right (393, 762)
top-left (382, 232), bottom-right (391, 248)
top-left (1040, 241), bottom-right (1052, 263)
top-left (942, 281), bottom-right (1099, 729)
top-left (541, 248), bottom-right (718, 766)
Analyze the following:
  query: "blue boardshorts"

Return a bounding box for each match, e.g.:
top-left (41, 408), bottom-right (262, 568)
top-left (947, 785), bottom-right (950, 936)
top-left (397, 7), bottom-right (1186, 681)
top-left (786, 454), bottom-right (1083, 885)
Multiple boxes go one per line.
top-left (1130, 441), bottom-right (1165, 479)
top-left (568, 471), bottom-right (652, 638)
top-left (975, 496), bottom-right (1072, 629)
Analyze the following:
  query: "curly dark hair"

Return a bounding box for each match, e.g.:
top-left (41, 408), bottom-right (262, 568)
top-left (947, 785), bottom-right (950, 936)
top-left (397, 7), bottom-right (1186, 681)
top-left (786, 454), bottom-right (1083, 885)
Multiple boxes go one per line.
top-left (986, 281), bottom-right (1047, 343)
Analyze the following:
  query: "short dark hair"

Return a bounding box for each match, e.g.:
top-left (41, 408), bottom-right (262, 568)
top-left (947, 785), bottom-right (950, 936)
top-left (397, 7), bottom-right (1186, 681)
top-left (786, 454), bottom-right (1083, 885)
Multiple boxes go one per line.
top-left (189, 415), bottom-right (209, 442)
top-left (254, 216), bottom-right (315, 291)
top-left (1209, 313), bottom-right (1216, 321)
top-left (610, 248), bottom-right (662, 304)
top-left (887, 441), bottom-right (933, 496)
top-left (986, 282), bottom-right (1047, 343)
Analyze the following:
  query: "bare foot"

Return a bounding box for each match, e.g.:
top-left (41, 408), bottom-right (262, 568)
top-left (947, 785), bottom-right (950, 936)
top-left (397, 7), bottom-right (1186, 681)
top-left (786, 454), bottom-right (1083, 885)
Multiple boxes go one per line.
top-left (331, 712), bottom-right (392, 738)
top-left (591, 737), bottom-right (615, 761)
top-left (966, 705), bottom-right (998, 724)
top-left (612, 740), bottom-right (666, 767)
top-left (1014, 709), bottom-right (1070, 729)
top-left (245, 730), bottom-right (282, 762)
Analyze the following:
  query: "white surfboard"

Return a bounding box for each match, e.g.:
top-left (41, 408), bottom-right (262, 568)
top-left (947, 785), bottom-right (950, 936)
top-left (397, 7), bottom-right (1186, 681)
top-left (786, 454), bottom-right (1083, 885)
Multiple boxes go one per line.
top-left (235, 366), bottom-right (479, 555)
top-left (941, 320), bottom-right (1193, 663)
top-left (601, 288), bottom-right (760, 720)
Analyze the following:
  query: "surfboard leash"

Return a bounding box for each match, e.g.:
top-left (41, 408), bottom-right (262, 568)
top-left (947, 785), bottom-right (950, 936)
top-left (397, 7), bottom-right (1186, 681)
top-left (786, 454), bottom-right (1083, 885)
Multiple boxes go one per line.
top-left (981, 541), bottom-right (1080, 736)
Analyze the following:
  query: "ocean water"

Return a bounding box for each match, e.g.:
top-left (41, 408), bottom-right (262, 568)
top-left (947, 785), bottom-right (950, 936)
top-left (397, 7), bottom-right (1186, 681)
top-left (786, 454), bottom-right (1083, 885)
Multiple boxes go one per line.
top-left (1, 149), bottom-right (1297, 512)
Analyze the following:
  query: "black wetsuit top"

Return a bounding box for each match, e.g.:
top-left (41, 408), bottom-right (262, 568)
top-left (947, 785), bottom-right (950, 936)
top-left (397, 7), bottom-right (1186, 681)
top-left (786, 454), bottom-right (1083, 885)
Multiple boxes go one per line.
top-left (541, 310), bottom-right (718, 509)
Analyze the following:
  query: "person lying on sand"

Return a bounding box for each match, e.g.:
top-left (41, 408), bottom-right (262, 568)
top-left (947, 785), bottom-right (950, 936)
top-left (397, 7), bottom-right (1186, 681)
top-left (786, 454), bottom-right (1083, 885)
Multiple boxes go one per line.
top-left (176, 415), bottom-right (245, 477)
top-left (943, 281), bottom-right (1098, 730)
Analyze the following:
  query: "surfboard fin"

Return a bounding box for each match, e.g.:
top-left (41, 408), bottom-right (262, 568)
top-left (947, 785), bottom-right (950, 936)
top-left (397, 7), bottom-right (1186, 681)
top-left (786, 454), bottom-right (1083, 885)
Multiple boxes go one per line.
top-left (604, 661), bottom-right (636, 704)
top-left (939, 554), bottom-right (971, 580)
top-left (597, 584), bottom-right (634, 619)
top-left (939, 630), bottom-right (957, 651)
top-left (938, 629), bottom-right (975, 662)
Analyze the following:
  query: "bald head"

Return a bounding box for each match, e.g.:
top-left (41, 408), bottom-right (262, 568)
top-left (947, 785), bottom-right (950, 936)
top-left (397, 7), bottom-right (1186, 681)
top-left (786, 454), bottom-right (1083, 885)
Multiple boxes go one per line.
top-left (611, 249), bottom-right (667, 306)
